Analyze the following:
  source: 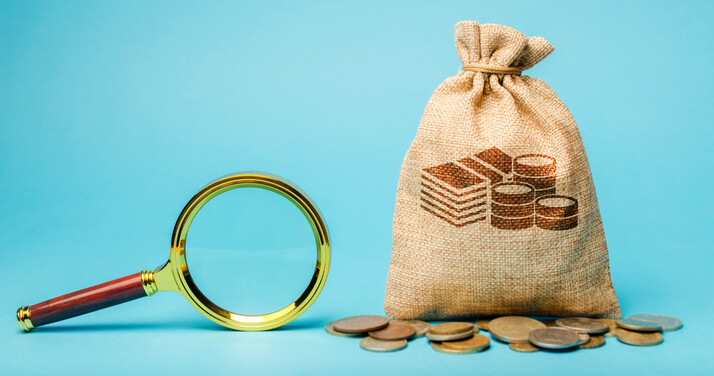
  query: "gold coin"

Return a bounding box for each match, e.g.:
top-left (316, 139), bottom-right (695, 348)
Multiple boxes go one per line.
top-left (489, 316), bottom-right (546, 343)
top-left (616, 319), bottom-right (662, 332)
top-left (359, 337), bottom-right (407, 352)
top-left (441, 334), bottom-right (490, 352)
top-left (325, 321), bottom-right (364, 337)
top-left (430, 322), bottom-right (475, 335)
top-left (390, 320), bottom-right (430, 337)
top-left (596, 319), bottom-right (618, 337)
top-left (577, 332), bottom-right (591, 345)
top-left (426, 329), bottom-right (474, 342)
top-left (369, 323), bottom-right (416, 341)
top-left (541, 319), bottom-right (558, 327)
top-left (476, 319), bottom-right (491, 331)
top-left (615, 328), bottom-right (663, 346)
top-left (431, 341), bottom-right (483, 355)
top-left (509, 342), bottom-right (540, 352)
top-left (556, 317), bottom-right (610, 334)
top-left (579, 335), bottom-right (606, 349)
top-left (333, 315), bottom-right (389, 333)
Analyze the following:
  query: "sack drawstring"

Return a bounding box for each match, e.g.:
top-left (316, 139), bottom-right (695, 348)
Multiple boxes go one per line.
top-left (462, 63), bottom-right (522, 76)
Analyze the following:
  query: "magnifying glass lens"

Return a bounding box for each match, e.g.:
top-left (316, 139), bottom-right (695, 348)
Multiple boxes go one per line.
top-left (186, 187), bottom-right (316, 315)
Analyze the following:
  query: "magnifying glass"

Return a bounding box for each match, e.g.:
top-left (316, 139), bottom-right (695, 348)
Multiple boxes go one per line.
top-left (16, 172), bottom-right (330, 332)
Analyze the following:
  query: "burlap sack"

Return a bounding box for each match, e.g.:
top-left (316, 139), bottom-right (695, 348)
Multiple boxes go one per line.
top-left (385, 21), bottom-right (621, 320)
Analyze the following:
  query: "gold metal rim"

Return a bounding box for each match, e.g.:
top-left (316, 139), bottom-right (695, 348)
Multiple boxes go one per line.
top-left (155, 172), bottom-right (330, 331)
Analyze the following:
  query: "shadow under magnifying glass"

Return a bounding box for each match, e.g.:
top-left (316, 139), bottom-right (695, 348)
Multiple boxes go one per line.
top-left (25, 317), bottom-right (331, 333)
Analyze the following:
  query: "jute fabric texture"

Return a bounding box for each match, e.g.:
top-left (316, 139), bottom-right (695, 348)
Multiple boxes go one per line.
top-left (384, 21), bottom-right (621, 320)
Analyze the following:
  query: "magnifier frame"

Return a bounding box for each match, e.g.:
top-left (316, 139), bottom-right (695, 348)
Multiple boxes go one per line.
top-left (16, 172), bottom-right (330, 332)
top-left (153, 172), bottom-right (331, 331)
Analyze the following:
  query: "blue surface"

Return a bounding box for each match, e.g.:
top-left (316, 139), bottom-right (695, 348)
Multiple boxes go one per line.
top-left (1, 1), bottom-right (713, 374)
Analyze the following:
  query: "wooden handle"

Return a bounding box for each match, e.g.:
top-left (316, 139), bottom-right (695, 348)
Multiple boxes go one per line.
top-left (17, 271), bottom-right (155, 332)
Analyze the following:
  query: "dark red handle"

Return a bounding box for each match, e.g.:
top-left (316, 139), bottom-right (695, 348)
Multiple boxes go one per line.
top-left (17, 272), bottom-right (151, 332)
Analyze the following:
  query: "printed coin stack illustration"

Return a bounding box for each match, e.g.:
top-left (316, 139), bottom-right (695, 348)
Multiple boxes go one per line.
top-left (512, 154), bottom-right (557, 197)
top-left (420, 163), bottom-right (489, 227)
top-left (458, 147), bottom-right (514, 184)
top-left (535, 195), bottom-right (579, 230)
top-left (490, 182), bottom-right (536, 230)
top-left (420, 147), bottom-right (579, 231)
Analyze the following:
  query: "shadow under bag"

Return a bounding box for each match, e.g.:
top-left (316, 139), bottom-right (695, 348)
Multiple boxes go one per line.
top-left (385, 21), bottom-right (621, 320)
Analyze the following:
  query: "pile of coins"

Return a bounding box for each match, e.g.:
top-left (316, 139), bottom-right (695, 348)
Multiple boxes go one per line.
top-left (325, 315), bottom-right (422, 352)
top-left (325, 313), bottom-right (682, 354)
top-left (426, 322), bottom-right (490, 354)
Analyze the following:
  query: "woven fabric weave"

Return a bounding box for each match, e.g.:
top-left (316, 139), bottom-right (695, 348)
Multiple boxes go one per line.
top-left (384, 21), bottom-right (621, 320)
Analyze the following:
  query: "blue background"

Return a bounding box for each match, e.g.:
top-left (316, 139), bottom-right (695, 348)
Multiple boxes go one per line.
top-left (2, 1), bottom-right (713, 374)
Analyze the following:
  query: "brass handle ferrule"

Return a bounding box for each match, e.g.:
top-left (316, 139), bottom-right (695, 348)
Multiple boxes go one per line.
top-left (140, 270), bottom-right (158, 296)
top-left (17, 306), bottom-right (34, 332)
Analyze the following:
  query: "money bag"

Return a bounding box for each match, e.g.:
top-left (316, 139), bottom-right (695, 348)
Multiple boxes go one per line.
top-left (385, 21), bottom-right (621, 319)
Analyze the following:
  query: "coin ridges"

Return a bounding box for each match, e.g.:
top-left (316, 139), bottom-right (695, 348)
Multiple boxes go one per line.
top-left (489, 316), bottom-right (546, 343)
top-left (555, 317), bottom-right (610, 334)
top-left (596, 319), bottom-right (618, 337)
top-left (369, 323), bottom-right (416, 341)
top-left (333, 315), bottom-right (389, 333)
top-left (577, 332), bottom-right (591, 346)
top-left (325, 321), bottom-right (364, 338)
top-left (441, 334), bottom-right (490, 352)
top-left (529, 327), bottom-right (582, 350)
top-left (509, 342), bottom-right (540, 352)
top-left (360, 337), bottom-right (407, 352)
top-left (579, 335), bottom-right (606, 349)
top-left (430, 322), bottom-right (474, 335)
top-left (390, 320), bottom-right (430, 337)
top-left (616, 319), bottom-right (662, 332)
top-left (475, 319), bottom-right (490, 331)
top-left (541, 319), bottom-right (558, 327)
top-left (615, 328), bottom-right (663, 346)
top-left (627, 314), bottom-right (682, 332)
top-left (431, 341), bottom-right (482, 355)
top-left (426, 329), bottom-right (474, 342)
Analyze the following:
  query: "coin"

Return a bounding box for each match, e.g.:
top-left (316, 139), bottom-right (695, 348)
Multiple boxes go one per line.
top-left (528, 327), bottom-right (582, 349)
top-left (430, 322), bottom-right (475, 335)
top-left (596, 319), bottom-right (618, 337)
top-left (430, 341), bottom-right (483, 355)
top-left (325, 321), bottom-right (365, 338)
top-left (616, 319), bottom-right (662, 332)
top-left (555, 317), bottom-right (610, 334)
top-left (390, 320), bottom-right (430, 337)
top-left (359, 337), bottom-right (407, 352)
top-left (475, 319), bottom-right (490, 331)
top-left (627, 314), bottom-right (682, 332)
top-left (579, 335), bottom-right (605, 349)
top-left (489, 316), bottom-right (546, 343)
top-left (441, 334), bottom-right (490, 352)
top-left (615, 327), bottom-right (663, 346)
top-left (509, 342), bottom-right (540, 352)
top-left (333, 315), bottom-right (390, 333)
top-left (577, 332), bottom-right (591, 345)
top-left (369, 323), bottom-right (416, 341)
top-left (426, 329), bottom-right (474, 342)
top-left (541, 319), bottom-right (558, 327)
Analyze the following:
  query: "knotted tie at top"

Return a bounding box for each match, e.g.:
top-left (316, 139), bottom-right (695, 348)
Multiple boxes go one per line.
top-left (462, 63), bottom-right (522, 76)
